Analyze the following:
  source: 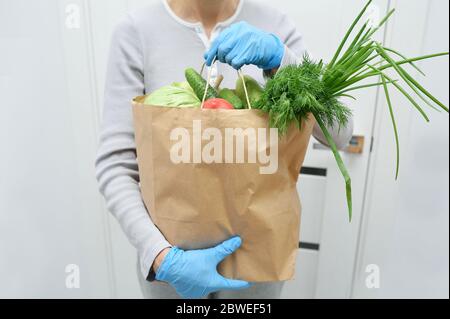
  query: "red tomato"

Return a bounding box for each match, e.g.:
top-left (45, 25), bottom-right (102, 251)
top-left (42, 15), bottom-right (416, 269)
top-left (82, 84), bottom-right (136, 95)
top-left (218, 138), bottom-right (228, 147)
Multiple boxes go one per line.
top-left (203, 98), bottom-right (234, 110)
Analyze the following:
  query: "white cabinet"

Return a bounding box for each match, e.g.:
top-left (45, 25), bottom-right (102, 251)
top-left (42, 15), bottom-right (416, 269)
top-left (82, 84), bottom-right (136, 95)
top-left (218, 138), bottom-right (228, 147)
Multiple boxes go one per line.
top-left (281, 250), bottom-right (319, 299)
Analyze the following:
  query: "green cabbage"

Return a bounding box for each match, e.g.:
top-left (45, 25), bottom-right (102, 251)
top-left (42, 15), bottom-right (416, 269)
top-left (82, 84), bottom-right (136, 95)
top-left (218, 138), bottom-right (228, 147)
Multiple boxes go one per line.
top-left (144, 82), bottom-right (201, 108)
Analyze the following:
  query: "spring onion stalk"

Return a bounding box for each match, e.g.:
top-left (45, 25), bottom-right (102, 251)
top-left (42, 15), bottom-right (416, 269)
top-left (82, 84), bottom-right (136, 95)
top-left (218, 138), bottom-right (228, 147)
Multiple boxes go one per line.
top-left (328, 0), bottom-right (374, 69)
top-left (381, 74), bottom-right (400, 180)
top-left (316, 117), bottom-right (353, 221)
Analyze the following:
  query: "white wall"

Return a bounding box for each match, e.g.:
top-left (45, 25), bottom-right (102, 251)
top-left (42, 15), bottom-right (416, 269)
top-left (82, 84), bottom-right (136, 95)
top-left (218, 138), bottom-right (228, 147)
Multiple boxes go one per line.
top-left (0, 0), bottom-right (113, 298)
top-left (352, 0), bottom-right (449, 299)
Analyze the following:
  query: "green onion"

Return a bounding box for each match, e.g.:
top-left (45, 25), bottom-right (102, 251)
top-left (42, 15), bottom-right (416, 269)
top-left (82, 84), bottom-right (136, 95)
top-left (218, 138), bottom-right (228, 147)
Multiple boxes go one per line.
top-left (381, 73), bottom-right (400, 180)
top-left (255, 0), bottom-right (449, 220)
top-left (316, 117), bottom-right (353, 222)
top-left (328, 0), bottom-right (374, 69)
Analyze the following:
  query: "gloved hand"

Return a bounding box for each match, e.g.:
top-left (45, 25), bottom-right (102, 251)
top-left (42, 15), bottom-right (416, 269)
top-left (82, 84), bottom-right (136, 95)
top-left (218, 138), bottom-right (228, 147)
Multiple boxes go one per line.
top-left (204, 21), bottom-right (285, 70)
top-left (155, 236), bottom-right (252, 299)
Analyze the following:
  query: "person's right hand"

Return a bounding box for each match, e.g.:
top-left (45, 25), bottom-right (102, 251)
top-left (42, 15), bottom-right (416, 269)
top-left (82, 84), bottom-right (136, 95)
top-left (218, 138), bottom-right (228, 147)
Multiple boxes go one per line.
top-left (155, 236), bottom-right (252, 299)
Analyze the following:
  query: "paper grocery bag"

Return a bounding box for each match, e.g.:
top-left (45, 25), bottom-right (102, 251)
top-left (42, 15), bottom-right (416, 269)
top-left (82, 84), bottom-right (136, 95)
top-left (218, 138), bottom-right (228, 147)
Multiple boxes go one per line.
top-left (132, 96), bottom-right (315, 282)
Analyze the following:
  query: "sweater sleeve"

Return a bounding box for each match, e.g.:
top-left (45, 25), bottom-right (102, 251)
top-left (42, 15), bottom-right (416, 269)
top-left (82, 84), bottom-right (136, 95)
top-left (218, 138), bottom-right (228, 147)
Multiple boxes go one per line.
top-left (277, 14), bottom-right (354, 150)
top-left (95, 14), bottom-right (171, 280)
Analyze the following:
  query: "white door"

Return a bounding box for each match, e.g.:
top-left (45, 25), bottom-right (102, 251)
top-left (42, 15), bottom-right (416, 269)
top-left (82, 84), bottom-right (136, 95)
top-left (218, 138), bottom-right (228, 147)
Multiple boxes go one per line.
top-left (352, 0), bottom-right (449, 299)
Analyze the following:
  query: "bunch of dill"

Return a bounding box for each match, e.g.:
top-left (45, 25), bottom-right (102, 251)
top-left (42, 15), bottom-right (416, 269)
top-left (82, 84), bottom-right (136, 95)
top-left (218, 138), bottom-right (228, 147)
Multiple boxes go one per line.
top-left (255, 57), bottom-right (352, 135)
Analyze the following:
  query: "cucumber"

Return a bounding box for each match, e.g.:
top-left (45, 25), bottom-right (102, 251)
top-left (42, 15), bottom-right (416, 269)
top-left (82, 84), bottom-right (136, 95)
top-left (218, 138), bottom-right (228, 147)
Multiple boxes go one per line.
top-left (218, 88), bottom-right (244, 109)
top-left (185, 68), bottom-right (218, 101)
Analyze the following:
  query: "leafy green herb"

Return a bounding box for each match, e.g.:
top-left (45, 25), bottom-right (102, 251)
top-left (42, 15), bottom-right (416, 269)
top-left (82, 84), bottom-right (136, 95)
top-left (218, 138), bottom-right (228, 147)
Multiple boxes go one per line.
top-left (256, 58), bottom-right (352, 135)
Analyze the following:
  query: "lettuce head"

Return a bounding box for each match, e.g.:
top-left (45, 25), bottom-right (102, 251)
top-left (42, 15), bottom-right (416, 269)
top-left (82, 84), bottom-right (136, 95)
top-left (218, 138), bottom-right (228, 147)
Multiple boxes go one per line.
top-left (144, 82), bottom-right (201, 108)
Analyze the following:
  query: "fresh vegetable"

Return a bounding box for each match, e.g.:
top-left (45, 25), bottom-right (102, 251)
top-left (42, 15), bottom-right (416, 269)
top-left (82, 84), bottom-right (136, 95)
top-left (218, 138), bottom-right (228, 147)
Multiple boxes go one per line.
top-left (185, 68), bottom-right (219, 101)
top-left (218, 88), bottom-right (244, 109)
top-left (257, 60), bottom-right (352, 135)
top-left (172, 81), bottom-right (195, 91)
top-left (214, 75), bottom-right (224, 90)
top-left (144, 82), bottom-right (201, 108)
top-left (203, 98), bottom-right (234, 110)
top-left (255, 0), bottom-right (449, 221)
top-left (236, 75), bottom-right (264, 108)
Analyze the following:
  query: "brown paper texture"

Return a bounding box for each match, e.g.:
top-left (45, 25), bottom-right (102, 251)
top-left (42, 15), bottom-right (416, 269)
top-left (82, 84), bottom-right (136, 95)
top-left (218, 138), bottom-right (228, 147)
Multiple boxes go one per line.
top-left (133, 97), bottom-right (314, 282)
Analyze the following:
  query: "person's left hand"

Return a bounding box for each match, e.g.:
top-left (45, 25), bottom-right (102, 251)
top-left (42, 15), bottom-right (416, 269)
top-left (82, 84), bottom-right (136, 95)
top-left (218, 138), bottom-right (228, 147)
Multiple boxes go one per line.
top-left (155, 237), bottom-right (251, 299)
top-left (204, 21), bottom-right (285, 71)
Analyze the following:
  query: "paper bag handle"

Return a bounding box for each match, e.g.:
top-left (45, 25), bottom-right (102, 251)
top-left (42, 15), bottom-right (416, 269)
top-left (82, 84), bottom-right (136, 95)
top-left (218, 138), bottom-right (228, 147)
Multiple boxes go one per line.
top-left (200, 57), bottom-right (215, 109)
top-left (237, 70), bottom-right (252, 110)
top-left (200, 59), bottom-right (252, 110)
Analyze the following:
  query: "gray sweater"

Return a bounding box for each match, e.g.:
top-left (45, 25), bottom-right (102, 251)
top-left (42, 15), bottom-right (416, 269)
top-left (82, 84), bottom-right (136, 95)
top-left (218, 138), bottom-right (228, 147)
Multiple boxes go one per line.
top-left (95, 0), bottom-right (353, 279)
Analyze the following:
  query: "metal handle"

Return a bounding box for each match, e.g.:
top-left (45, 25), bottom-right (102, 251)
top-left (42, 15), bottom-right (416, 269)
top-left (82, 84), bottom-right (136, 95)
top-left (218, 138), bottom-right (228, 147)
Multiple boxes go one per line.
top-left (313, 135), bottom-right (365, 154)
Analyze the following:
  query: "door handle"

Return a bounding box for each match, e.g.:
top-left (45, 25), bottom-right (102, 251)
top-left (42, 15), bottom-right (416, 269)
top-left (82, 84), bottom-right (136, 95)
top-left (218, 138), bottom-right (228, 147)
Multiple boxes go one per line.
top-left (313, 135), bottom-right (365, 154)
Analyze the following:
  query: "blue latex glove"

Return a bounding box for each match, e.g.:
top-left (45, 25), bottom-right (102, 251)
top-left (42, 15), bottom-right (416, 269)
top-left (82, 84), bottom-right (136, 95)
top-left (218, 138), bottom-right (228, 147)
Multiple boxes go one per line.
top-left (155, 237), bottom-right (252, 299)
top-left (204, 21), bottom-right (284, 70)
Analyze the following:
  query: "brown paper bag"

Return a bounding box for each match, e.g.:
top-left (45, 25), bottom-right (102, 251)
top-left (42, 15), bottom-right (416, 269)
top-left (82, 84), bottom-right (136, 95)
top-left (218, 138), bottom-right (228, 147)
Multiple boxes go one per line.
top-left (133, 96), bottom-right (314, 282)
